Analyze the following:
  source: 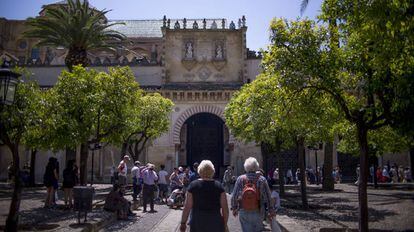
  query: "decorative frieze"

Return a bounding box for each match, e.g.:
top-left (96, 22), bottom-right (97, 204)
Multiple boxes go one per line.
top-left (160, 90), bottom-right (235, 102)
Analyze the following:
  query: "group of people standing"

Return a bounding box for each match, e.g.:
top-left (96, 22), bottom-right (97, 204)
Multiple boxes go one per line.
top-left (369, 164), bottom-right (412, 183)
top-left (43, 157), bottom-right (78, 209)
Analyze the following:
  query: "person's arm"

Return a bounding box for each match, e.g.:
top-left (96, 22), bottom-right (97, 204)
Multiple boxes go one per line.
top-left (220, 192), bottom-right (229, 224)
top-left (180, 192), bottom-right (193, 232)
top-left (230, 176), bottom-right (241, 216)
top-left (261, 178), bottom-right (276, 218)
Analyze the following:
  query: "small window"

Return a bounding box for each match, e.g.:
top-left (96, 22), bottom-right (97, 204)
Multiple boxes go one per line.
top-left (18, 40), bottom-right (27, 49)
top-left (31, 48), bottom-right (40, 60)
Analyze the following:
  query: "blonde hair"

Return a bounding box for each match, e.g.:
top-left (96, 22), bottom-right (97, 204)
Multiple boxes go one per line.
top-left (197, 160), bottom-right (215, 179)
top-left (244, 157), bottom-right (259, 172)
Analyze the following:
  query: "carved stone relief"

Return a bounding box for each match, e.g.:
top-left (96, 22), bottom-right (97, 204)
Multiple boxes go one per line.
top-left (197, 66), bottom-right (212, 81)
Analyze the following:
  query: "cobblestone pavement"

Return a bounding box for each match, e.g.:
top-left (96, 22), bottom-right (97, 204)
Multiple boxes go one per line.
top-left (281, 183), bottom-right (414, 232)
top-left (101, 194), bottom-right (245, 232)
top-left (0, 183), bottom-right (112, 230)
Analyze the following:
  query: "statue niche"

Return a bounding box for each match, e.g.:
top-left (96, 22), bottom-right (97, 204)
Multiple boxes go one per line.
top-left (182, 40), bottom-right (197, 71)
top-left (212, 41), bottom-right (226, 71)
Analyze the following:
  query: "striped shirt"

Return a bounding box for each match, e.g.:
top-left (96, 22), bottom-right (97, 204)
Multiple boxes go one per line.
top-left (231, 172), bottom-right (274, 212)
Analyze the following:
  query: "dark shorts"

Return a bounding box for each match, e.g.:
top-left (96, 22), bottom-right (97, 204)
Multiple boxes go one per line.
top-left (158, 184), bottom-right (168, 193)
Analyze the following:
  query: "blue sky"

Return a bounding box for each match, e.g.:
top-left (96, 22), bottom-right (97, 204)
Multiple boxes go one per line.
top-left (1, 0), bottom-right (323, 51)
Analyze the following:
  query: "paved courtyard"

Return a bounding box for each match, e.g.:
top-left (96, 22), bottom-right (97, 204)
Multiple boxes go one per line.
top-left (0, 183), bottom-right (413, 231)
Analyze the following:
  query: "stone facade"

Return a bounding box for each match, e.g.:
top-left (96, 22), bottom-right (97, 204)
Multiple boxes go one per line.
top-left (0, 1), bottom-right (264, 182)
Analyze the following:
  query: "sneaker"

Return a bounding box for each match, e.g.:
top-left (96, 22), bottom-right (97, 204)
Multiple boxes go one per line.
top-left (149, 209), bottom-right (157, 213)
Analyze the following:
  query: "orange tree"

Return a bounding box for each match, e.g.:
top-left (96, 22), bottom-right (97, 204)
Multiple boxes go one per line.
top-left (264, 1), bottom-right (414, 230)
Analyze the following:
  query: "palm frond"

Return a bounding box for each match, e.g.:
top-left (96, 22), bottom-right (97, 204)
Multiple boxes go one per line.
top-left (300, 0), bottom-right (309, 16)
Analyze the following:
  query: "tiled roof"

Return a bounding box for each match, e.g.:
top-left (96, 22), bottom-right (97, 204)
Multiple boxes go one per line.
top-left (109, 20), bottom-right (164, 38)
top-left (108, 18), bottom-right (229, 38)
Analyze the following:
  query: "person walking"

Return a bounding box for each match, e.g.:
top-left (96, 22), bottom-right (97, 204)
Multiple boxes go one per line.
top-left (180, 160), bottom-right (229, 232)
top-left (286, 169), bottom-right (293, 184)
top-left (62, 160), bottom-right (77, 209)
top-left (231, 157), bottom-right (275, 232)
top-left (189, 162), bottom-right (200, 182)
top-left (223, 165), bottom-right (233, 194)
top-left (142, 163), bottom-right (158, 213)
top-left (158, 165), bottom-right (169, 203)
top-left (118, 155), bottom-right (130, 187)
top-left (131, 161), bottom-right (141, 201)
top-left (44, 157), bottom-right (59, 208)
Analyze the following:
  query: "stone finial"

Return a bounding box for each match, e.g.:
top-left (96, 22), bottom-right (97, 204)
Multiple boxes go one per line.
top-left (202, 18), bottom-right (207, 29)
top-left (242, 15), bottom-right (246, 27)
top-left (238, 18), bottom-right (242, 28)
top-left (183, 18), bottom-right (187, 29)
top-left (211, 20), bottom-right (217, 29)
top-left (229, 21), bottom-right (235, 30)
top-left (193, 20), bottom-right (199, 29)
top-left (174, 20), bottom-right (180, 29)
top-left (163, 15), bottom-right (167, 27)
top-left (221, 18), bottom-right (225, 29)
top-left (167, 19), bottom-right (171, 28)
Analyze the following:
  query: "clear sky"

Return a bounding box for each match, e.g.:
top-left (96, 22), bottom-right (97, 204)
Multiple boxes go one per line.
top-left (0, 0), bottom-right (323, 51)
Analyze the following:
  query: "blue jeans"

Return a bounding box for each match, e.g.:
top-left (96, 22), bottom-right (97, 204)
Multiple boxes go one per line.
top-left (239, 210), bottom-right (262, 232)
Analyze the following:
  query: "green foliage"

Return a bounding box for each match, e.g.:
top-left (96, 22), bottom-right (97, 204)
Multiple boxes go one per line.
top-left (0, 73), bottom-right (43, 147)
top-left (43, 66), bottom-right (141, 149)
top-left (225, 73), bottom-right (340, 149)
top-left (121, 93), bottom-right (174, 160)
top-left (337, 124), bottom-right (412, 156)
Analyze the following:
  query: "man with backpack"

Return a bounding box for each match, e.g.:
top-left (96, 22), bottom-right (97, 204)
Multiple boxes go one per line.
top-left (231, 157), bottom-right (275, 232)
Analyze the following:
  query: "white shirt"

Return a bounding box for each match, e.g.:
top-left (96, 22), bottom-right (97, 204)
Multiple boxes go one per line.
top-left (131, 166), bottom-right (140, 178)
top-left (118, 160), bottom-right (128, 176)
top-left (158, 170), bottom-right (169, 184)
top-left (271, 190), bottom-right (281, 210)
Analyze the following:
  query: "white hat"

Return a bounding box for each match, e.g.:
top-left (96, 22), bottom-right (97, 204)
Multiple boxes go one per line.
top-left (123, 155), bottom-right (130, 160)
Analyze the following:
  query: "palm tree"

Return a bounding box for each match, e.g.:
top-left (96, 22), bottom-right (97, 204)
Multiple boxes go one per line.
top-left (24, 0), bottom-right (125, 71)
top-left (300, 0), bottom-right (310, 15)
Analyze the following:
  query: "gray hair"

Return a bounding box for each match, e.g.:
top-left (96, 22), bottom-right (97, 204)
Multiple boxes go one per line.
top-left (244, 157), bottom-right (259, 172)
top-left (198, 160), bottom-right (215, 178)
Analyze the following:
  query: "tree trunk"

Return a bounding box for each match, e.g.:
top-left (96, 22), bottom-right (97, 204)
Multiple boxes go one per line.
top-left (275, 142), bottom-right (285, 196)
top-left (65, 47), bottom-right (89, 72)
top-left (29, 149), bottom-right (37, 187)
top-left (297, 136), bottom-right (308, 209)
top-left (79, 143), bottom-right (89, 185)
top-left (121, 142), bottom-right (128, 159)
top-left (322, 141), bottom-right (334, 191)
top-left (410, 147), bottom-right (414, 181)
top-left (357, 123), bottom-right (369, 232)
top-left (5, 143), bottom-right (22, 232)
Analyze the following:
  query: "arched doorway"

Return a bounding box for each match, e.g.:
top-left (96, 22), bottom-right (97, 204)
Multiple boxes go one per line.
top-left (185, 113), bottom-right (224, 178)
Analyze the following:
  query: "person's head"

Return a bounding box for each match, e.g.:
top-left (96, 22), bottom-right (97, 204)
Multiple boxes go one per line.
top-left (227, 165), bottom-right (232, 171)
top-left (178, 166), bottom-right (183, 173)
top-left (185, 167), bottom-right (190, 173)
top-left (198, 160), bottom-right (215, 179)
top-left (160, 164), bottom-right (165, 170)
top-left (244, 157), bottom-right (259, 173)
top-left (134, 161), bottom-right (140, 167)
top-left (193, 162), bottom-right (199, 171)
top-left (112, 183), bottom-right (120, 192)
top-left (173, 167), bottom-right (178, 174)
top-left (123, 155), bottom-right (130, 162)
top-left (147, 163), bottom-right (155, 170)
top-left (66, 160), bottom-right (75, 169)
